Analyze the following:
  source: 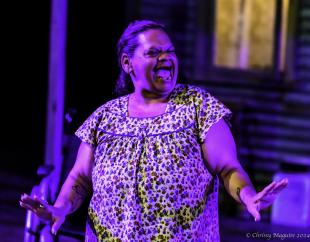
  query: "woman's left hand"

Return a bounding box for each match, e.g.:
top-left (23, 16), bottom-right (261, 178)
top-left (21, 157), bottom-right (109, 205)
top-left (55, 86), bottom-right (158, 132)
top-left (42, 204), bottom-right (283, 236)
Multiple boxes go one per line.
top-left (240, 178), bottom-right (288, 221)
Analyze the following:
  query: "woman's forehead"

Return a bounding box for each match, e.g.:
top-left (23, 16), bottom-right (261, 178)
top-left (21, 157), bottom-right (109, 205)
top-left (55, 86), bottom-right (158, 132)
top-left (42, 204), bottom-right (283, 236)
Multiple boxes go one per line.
top-left (137, 29), bottom-right (173, 48)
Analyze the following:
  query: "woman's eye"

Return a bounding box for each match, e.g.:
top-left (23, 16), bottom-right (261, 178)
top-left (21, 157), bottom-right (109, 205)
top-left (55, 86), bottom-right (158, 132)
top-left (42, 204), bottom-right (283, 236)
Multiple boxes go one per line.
top-left (144, 48), bottom-right (176, 57)
top-left (146, 49), bottom-right (160, 57)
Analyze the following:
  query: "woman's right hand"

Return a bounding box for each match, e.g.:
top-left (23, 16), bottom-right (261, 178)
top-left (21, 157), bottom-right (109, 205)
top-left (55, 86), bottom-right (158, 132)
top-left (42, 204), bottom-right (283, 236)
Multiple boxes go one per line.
top-left (20, 193), bottom-right (69, 235)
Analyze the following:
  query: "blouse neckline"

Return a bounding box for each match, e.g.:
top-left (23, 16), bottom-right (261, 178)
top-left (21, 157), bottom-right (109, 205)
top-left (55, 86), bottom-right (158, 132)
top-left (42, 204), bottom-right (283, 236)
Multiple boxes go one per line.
top-left (125, 86), bottom-right (179, 120)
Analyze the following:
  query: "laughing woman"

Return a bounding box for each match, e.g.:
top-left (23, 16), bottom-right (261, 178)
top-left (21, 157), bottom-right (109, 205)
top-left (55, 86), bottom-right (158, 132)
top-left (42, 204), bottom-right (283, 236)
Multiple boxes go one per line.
top-left (20, 20), bottom-right (288, 242)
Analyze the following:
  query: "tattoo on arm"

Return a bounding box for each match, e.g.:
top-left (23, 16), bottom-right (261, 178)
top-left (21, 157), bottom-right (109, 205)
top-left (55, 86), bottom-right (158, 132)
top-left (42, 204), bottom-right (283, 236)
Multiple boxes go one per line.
top-left (236, 187), bottom-right (244, 204)
top-left (236, 187), bottom-right (241, 197)
top-left (72, 184), bottom-right (87, 198)
top-left (70, 184), bottom-right (89, 211)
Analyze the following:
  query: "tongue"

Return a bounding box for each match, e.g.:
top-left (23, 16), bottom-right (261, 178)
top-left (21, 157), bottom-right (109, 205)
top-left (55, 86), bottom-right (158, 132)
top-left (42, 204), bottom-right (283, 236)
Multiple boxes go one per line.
top-left (156, 69), bottom-right (171, 80)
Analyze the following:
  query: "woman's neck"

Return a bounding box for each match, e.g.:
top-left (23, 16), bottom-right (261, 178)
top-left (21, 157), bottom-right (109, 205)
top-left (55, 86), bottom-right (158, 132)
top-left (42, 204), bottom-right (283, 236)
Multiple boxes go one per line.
top-left (130, 91), bottom-right (169, 106)
top-left (128, 91), bottom-right (170, 118)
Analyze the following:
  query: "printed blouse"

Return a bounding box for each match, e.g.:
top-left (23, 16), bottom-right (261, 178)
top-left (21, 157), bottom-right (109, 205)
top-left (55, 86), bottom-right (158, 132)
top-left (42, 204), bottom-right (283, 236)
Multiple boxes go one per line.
top-left (75, 84), bottom-right (232, 241)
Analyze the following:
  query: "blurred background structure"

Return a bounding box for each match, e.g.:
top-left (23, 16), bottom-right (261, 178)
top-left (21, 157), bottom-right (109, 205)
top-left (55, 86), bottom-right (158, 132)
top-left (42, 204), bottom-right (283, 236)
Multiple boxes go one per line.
top-left (1, 0), bottom-right (310, 241)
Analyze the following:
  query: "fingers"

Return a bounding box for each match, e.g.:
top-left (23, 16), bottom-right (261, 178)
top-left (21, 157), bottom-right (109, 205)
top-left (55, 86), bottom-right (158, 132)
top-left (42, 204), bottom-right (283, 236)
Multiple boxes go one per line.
top-left (271, 178), bottom-right (288, 194)
top-left (20, 193), bottom-right (50, 209)
top-left (20, 193), bottom-right (39, 208)
top-left (254, 181), bottom-right (277, 201)
top-left (255, 178), bottom-right (289, 202)
top-left (33, 195), bottom-right (51, 209)
top-left (261, 181), bottom-right (277, 194)
top-left (20, 195), bottom-right (54, 223)
top-left (246, 202), bottom-right (261, 222)
top-left (51, 217), bottom-right (65, 235)
top-left (19, 200), bottom-right (36, 213)
top-left (253, 206), bottom-right (261, 222)
top-left (20, 193), bottom-right (53, 217)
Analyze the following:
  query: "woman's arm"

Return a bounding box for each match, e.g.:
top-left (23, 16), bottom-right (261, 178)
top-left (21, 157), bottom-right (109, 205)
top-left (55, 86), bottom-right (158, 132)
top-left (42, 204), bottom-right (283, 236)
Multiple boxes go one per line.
top-left (54, 141), bottom-right (94, 213)
top-left (202, 118), bottom-right (255, 202)
top-left (20, 141), bottom-right (94, 234)
top-left (201, 118), bottom-right (287, 221)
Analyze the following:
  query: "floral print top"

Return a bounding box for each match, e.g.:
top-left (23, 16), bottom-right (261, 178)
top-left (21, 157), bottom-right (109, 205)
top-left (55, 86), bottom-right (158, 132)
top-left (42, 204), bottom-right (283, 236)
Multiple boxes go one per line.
top-left (75, 84), bottom-right (231, 242)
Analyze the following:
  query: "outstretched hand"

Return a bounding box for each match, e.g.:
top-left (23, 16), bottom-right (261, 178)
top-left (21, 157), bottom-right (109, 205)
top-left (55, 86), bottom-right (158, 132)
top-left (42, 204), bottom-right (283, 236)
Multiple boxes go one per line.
top-left (20, 194), bottom-right (68, 234)
top-left (240, 178), bottom-right (288, 222)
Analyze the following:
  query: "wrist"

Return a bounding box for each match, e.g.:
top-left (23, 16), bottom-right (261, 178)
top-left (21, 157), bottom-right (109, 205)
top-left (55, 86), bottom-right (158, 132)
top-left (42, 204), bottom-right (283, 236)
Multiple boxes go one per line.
top-left (54, 200), bottom-right (72, 215)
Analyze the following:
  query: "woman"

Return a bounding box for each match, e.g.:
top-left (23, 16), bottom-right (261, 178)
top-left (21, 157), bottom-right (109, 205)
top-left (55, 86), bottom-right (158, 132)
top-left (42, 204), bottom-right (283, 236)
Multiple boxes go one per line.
top-left (20, 20), bottom-right (288, 241)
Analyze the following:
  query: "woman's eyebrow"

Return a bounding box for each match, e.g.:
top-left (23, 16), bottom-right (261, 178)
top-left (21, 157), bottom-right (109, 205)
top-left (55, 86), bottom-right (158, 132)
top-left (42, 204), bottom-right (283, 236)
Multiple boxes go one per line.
top-left (147, 44), bottom-right (174, 49)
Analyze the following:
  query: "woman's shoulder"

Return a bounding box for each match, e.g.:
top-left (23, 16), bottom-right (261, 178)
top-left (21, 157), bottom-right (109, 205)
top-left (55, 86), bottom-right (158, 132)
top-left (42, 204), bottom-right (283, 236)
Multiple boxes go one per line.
top-left (173, 83), bottom-right (213, 101)
top-left (91, 95), bottom-right (128, 117)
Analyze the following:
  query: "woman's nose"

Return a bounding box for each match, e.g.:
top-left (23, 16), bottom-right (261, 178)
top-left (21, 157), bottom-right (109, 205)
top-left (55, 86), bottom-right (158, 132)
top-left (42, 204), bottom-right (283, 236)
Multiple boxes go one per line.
top-left (158, 51), bottom-right (171, 61)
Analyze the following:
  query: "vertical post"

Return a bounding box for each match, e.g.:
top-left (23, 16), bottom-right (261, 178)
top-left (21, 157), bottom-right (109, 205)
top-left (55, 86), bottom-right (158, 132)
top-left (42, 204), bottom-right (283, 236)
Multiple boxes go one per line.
top-left (194, 0), bottom-right (215, 79)
top-left (285, 0), bottom-right (298, 82)
top-left (273, 0), bottom-right (282, 79)
top-left (238, 0), bottom-right (251, 69)
top-left (44, 0), bottom-right (68, 201)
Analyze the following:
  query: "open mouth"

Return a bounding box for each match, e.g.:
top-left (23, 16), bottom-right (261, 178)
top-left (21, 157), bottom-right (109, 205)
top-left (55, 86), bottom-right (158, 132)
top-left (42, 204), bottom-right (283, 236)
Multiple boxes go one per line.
top-left (154, 65), bottom-right (173, 81)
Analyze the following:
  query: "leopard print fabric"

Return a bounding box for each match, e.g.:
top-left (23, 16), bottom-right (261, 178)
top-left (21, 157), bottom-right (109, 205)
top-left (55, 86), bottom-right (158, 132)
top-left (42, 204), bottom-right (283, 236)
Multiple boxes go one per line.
top-left (75, 84), bottom-right (232, 242)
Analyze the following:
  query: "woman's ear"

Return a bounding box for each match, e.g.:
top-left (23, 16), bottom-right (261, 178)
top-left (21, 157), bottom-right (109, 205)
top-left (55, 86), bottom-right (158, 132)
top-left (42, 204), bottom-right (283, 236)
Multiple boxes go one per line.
top-left (121, 53), bottom-right (132, 74)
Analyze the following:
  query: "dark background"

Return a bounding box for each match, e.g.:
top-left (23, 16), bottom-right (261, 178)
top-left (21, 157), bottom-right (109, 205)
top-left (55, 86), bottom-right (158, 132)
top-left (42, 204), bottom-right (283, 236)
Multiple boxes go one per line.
top-left (2, 1), bottom-right (50, 178)
top-left (2, 1), bottom-right (128, 179)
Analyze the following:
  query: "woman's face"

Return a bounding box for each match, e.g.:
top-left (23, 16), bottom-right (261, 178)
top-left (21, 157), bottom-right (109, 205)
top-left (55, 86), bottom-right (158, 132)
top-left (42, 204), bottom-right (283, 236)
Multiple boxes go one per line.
top-left (129, 29), bottom-right (178, 96)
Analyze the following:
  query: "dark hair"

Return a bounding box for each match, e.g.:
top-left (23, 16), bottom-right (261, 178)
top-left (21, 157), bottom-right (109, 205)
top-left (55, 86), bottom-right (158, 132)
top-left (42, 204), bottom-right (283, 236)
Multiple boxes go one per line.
top-left (114, 19), bottom-right (168, 96)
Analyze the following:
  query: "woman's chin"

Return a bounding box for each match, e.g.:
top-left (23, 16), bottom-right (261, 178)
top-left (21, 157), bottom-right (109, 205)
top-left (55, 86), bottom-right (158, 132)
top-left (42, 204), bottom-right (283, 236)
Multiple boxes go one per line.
top-left (155, 82), bottom-right (175, 94)
top-left (155, 78), bottom-right (176, 91)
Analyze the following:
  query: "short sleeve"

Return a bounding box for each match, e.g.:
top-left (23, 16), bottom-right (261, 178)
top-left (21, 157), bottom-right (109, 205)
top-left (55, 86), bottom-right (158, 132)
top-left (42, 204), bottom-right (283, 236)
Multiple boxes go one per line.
top-left (75, 107), bottom-right (104, 147)
top-left (193, 88), bottom-right (232, 143)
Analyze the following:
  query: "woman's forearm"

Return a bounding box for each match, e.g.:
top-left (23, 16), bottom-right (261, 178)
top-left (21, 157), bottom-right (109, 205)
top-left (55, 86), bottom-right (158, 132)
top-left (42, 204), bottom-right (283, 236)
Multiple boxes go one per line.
top-left (54, 171), bottom-right (92, 214)
top-left (221, 166), bottom-right (256, 204)
top-left (54, 142), bottom-right (94, 215)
